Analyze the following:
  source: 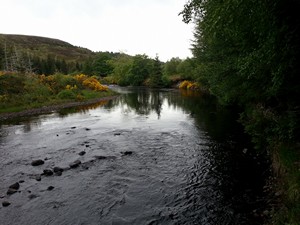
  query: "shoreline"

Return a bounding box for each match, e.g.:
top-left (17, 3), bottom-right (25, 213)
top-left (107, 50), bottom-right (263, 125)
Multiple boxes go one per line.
top-left (0, 95), bottom-right (119, 121)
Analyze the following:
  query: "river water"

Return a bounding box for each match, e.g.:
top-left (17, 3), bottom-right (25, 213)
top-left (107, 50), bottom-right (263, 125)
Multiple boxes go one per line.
top-left (0, 87), bottom-right (268, 225)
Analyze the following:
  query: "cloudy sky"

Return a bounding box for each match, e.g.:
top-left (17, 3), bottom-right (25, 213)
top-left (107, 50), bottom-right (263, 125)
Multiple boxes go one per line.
top-left (0, 0), bottom-right (194, 61)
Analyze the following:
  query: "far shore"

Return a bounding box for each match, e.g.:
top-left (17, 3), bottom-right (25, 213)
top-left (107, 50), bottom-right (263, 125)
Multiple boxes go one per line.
top-left (0, 95), bottom-right (119, 121)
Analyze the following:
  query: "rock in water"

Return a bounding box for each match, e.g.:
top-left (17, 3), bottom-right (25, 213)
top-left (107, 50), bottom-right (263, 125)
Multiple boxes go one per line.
top-left (121, 151), bottom-right (133, 156)
top-left (69, 160), bottom-right (81, 168)
top-left (42, 169), bottom-right (53, 176)
top-left (7, 188), bottom-right (18, 195)
top-left (31, 159), bottom-right (45, 166)
top-left (53, 167), bottom-right (64, 173)
top-left (35, 175), bottom-right (42, 181)
top-left (53, 167), bottom-right (63, 176)
top-left (2, 201), bottom-right (11, 207)
top-left (9, 182), bottom-right (20, 190)
top-left (47, 186), bottom-right (55, 191)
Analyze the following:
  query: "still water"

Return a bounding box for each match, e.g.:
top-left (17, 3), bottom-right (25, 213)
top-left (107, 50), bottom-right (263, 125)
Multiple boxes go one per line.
top-left (0, 87), bottom-right (268, 225)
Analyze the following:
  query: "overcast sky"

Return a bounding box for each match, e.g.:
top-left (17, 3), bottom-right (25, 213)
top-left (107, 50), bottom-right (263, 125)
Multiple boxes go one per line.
top-left (0, 0), bottom-right (194, 61)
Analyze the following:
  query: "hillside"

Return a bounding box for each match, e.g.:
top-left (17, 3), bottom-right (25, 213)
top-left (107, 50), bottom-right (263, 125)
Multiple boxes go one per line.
top-left (0, 33), bottom-right (94, 62)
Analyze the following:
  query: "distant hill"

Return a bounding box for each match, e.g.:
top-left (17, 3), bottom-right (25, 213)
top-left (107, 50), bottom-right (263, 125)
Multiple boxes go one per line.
top-left (0, 33), bottom-right (95, 62)
top-left (0, 33), bottom-right (102, 74)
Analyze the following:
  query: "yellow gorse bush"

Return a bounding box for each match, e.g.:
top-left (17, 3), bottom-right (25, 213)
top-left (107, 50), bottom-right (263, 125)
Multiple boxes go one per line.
top-left (65, 84), bottom-right (77, 90)
top-left (82, 77), bottom-right (108, 91)
top-left (179, 80), bottom-right (200, 90)
top-left (74, 74), bottom-right (108, 92)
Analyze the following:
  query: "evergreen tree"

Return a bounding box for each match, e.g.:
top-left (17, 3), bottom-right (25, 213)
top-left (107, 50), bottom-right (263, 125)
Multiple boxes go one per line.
top-left (149, 55), bottom-right (163, 88)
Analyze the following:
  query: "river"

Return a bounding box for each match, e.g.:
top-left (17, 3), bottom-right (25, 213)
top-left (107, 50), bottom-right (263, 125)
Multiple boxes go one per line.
top-left (0, 87), bottom-right (268, 225)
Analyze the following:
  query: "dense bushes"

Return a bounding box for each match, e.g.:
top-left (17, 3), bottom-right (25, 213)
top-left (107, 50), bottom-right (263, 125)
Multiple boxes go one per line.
top-left (0, 72), bottom-right (110, 112)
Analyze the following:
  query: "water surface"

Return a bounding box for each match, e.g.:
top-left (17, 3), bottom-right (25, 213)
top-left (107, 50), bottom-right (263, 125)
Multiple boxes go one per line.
top-left (0, 87), bottom-right (267, 225)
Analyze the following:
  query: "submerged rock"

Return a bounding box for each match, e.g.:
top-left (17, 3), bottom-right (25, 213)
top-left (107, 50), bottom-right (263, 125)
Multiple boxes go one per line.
top-left (95, 155), bottom-right (107, 160)
top-left (35, 175), bottom-right (42, 181)
top-left (78, 151), bottom-right (86, 156)
top-left (2, 201), bottom-right (11, 207)
top-left (28, 194), bottom-right (39, 200)
top-left (9, 182), bottom-right (20, 190)
top-left (47, 186), bottom-right (55, 191)
top-left (7, 188), bottom-right (18, 195)
top-left (121, 151), bottom-right (133, 156)
top-left (31, 159), bottom-right (45, 166)
top-left (42, 169), bottom-right (53, 176)
top-left (69, 160), bottom-right (81, 168)
top-left (53, 167), bottom-right (63, 176)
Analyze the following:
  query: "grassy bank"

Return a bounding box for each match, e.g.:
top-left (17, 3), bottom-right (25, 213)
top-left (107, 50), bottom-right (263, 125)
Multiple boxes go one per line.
top-left (0, 72), bottom-right (116, 114)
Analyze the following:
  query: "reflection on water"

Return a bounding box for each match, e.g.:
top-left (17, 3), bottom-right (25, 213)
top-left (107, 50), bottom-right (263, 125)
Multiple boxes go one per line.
top-left (0, 87), bottom-right (268, 225)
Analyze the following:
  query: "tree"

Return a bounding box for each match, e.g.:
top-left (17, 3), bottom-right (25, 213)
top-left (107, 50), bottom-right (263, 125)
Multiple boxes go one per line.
top-left (92, 52), bottom-right (114, 76)
top-left (128, 54), bottom-right (152, 86)
top-left (163, 57), bottom-right (182, 77)
top-left (181, 0), bottom-right (300, 145)
top-left (149, 55), bottom-right (163, 88)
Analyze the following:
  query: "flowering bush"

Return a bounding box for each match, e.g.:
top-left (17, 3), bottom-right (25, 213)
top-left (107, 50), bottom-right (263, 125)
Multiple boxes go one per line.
top-left (179, 80), bottom-right (200, 90)
top-left (82, 77), bottom-right (108, 91)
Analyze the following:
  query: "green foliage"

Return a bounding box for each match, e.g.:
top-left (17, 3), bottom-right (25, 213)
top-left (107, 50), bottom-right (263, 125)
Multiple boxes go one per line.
top-left (57, 89), bottom-right (77, 100)
top-left (181, 0), bottom-right (300, 145)
top-left (0, 72), bottom-right (114, 113)
top-left (148, 56), bottom-right (163, 88)
top-left (181, 0), bottom-right (300, 223)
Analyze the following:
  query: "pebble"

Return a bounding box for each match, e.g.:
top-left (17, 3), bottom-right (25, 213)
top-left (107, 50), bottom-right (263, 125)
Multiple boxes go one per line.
top-left (79, 151), bottom-right (86, 156)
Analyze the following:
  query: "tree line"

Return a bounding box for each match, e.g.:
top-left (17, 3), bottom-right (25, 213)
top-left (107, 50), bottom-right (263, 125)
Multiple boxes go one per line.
top-left (180, 0), bottom-right (300, 149)
top-left (0, 42), bottom-right (196, 88)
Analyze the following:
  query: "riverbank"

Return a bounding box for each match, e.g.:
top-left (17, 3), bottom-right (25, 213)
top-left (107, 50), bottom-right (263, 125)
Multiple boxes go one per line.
top-left (0, 95), bottom-right (119, 121)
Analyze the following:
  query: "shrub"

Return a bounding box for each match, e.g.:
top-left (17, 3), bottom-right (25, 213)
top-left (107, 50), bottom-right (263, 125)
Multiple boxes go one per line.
top-left (57, 90), bottom-right (77, 100)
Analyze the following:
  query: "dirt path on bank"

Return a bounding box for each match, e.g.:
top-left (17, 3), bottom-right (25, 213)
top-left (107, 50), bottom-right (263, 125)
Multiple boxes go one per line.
top-left (0, 95), bottom-right (119, 121)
